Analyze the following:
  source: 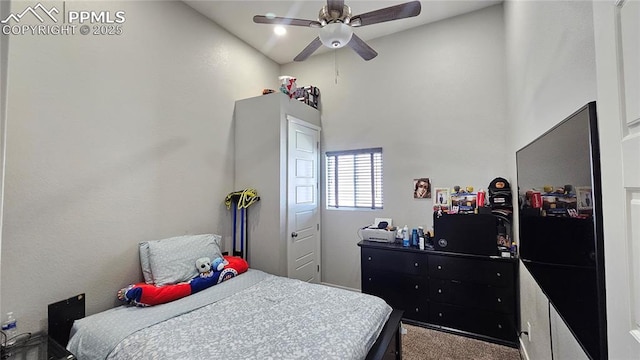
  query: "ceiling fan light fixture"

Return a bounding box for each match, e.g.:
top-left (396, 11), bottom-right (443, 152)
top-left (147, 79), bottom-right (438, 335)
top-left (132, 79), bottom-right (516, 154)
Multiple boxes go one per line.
top-left (319, 22), bottom-right (353, 49)
top-left (274, 26), bottom-right (286, 36)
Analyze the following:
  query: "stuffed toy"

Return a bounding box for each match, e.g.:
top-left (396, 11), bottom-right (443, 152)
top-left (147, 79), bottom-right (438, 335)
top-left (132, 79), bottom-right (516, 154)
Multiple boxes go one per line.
top-left (196, 257), bottom-right (227, 279)
top-left (211, 257), bottom-right (226, 271)
top-left (196, 257), bottom-right (213, 278)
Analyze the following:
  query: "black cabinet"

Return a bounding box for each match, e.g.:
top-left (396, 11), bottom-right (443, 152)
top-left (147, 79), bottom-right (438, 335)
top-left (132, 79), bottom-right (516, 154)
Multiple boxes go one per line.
top-left (359, 241), bottom-right (518, 347)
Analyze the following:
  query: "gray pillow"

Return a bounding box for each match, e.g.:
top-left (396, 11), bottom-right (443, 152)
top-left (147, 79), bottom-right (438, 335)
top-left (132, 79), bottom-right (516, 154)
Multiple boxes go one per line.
top-left (146, 234), bottom-right (223, 286)
top-left (139, 242), bottom-right (154, 284)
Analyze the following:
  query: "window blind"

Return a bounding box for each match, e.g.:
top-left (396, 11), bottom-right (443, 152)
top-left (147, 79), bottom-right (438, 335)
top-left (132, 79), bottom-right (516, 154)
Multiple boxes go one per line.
top-left (326, 148), bottom-right (383, 209)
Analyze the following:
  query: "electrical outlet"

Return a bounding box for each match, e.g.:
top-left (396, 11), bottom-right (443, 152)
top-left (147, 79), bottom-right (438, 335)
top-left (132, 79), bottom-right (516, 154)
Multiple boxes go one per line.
top-left (527, 321), bottom-right (532, 342)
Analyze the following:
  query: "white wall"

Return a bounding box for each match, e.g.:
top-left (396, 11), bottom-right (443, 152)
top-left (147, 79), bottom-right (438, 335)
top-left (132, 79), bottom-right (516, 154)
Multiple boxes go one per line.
top-left (0, 0), bottom-right (11, 317)
top-left (282, 4), bottom-right (508, 290)
top-left (1, 0), bottom-right (278, 333)
top-left (504, 0), bottom-right (596, 358)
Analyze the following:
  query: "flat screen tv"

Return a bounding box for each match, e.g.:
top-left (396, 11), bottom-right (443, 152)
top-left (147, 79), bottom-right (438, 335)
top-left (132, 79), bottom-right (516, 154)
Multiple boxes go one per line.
top-left (516, 102), bottom-right (607, 360)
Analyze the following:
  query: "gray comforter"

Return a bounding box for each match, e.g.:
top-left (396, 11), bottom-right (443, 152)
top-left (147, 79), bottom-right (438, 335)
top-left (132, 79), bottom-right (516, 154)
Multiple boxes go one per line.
top-left (68, 269), bottom-right (392, 360)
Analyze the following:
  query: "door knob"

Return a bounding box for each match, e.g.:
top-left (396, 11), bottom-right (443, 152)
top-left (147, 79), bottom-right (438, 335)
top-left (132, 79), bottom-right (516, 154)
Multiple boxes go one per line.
top-left (291, 232), bottom-right (298, 238)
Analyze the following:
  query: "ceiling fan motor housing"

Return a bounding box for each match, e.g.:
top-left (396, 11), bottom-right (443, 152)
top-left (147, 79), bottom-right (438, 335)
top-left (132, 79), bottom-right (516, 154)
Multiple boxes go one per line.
top-left (319, 22), bottom-right (353, 48)
top-left (318, 5), bottom-right (352, 26)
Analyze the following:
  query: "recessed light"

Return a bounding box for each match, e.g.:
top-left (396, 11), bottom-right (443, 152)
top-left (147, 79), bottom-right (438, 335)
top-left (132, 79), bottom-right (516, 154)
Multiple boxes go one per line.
top-left (274, 26), bottom-right (286, 36)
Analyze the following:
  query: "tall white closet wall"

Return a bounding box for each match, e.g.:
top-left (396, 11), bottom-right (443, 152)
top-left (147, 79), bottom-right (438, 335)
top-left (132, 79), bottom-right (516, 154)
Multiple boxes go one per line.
top-left (234, 93), bottom-right (322, 281)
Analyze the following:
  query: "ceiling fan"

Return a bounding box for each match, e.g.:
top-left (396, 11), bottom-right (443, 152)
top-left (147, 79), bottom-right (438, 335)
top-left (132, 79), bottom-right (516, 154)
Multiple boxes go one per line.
top-left (253, 0), bottom-right (422, 61)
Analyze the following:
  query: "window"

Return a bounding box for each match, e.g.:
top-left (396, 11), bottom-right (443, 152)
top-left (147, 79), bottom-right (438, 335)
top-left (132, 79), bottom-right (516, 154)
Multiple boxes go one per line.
top-left (325, 148), bottom-right (383, 209)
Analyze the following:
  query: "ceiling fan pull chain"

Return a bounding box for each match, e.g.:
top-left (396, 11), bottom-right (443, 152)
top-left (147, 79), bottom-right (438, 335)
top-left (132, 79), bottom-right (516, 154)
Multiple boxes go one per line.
top-left (335, 50), bottom-right (339, 84)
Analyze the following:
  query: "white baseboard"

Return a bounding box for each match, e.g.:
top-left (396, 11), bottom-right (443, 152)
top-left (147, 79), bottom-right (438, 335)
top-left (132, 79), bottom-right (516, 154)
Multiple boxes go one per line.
top-left (320, 281), bottom-right (361, 293)
top-left (519, 336), bottom-right (530, 360)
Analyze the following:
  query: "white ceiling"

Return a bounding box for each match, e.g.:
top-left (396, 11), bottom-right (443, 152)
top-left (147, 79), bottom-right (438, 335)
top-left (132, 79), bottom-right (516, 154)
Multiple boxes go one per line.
top-left (183, 0), bottom-right (503, 65)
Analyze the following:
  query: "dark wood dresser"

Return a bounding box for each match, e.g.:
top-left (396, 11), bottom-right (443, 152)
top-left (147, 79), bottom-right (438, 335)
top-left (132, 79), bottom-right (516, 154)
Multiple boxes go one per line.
top-left (358, 240), bottom-right (519, 347)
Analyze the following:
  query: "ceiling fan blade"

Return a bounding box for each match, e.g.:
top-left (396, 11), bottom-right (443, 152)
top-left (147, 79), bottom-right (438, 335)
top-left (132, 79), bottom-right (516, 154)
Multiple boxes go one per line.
top-left (351, 1), bottom-right (421, 27)
top-left (347, 34), bottom-right (378, 61)
top-left (253, 15), bottom-right (321, 28)
top-left (327, 0), bottom-right (345, 12)
top-left (294, 37), bottom-right (323, 62)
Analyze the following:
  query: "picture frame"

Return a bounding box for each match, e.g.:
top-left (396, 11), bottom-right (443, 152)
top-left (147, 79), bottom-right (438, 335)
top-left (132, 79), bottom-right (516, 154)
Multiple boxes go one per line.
top-left (450, 192), bottom-right (477, 214)
top-left (413, 178), bottom-right (431, 199)
top-left (433, 187), bottom-right (450, 211)
top-left (576, 186), bottom-right (593, 210)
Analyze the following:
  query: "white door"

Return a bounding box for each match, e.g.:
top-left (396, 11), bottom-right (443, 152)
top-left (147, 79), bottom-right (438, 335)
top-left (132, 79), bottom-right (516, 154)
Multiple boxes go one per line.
top-left (619, 0), bottom-right (640, 353)
top-left (594, 1), bottom-right (640, 358)
top-left (286, 116), bottom-right (321, 283)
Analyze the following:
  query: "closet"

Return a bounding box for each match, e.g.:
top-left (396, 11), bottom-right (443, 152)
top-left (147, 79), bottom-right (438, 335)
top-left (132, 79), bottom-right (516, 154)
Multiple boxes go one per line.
top-left (234, 93), bottom-right (322, 282)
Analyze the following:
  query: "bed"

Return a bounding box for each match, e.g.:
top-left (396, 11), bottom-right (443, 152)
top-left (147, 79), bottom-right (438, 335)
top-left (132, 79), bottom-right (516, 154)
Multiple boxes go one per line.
top-left (63, 234), bottom-right (403, 360)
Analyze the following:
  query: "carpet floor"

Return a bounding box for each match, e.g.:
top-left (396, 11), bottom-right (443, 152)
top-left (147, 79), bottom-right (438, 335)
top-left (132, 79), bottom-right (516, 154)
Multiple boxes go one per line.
top-left (402, 324), bottom-right (521, 360)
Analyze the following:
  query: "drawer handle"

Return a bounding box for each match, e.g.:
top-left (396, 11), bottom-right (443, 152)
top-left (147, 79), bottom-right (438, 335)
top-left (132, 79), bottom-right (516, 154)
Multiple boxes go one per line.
top-left (415, 285), bottom-right (419, 289)
top-left (438, 312), bottom-right (443, 317)
top-left (438, 289), bottom-right (442, 293)
top-left (497, 297), bottom-right (502, 303)
top-left (437, 265), bottom-right (442, 270)
top-left (368, 277), bottom-right (372, 281)
top-left (414, 262), bottom-right (419, 267)
top-left (368, 256), bottom-right (372, 261)
top-left (415, 308), bottom-right (419, 312)
top-left (496, 272), bottom-right (502, 277)
top-left (498, 324), bottom-right (503, 329)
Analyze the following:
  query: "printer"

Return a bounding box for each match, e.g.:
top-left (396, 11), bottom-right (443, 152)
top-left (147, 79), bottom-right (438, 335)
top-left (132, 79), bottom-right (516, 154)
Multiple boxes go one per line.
top-left (360, 218), bottom-right (396, 243)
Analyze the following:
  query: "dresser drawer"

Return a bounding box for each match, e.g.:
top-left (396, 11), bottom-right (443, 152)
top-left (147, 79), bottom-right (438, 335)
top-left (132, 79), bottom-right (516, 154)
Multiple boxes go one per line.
top-left (362, 248), bottom-right (428, 276)
top-left (428, 254), bottom-right (514, 287)
top-left (402, 301), bottom-right (429, 323)
top-left (363, 271), bottom-right (427, 303)
top-left (429, 303), bottom-right (517, 342)
top-left (362, 270), bottom-right (428, 322)
top-left (429, 279), bottom-right (515, 313)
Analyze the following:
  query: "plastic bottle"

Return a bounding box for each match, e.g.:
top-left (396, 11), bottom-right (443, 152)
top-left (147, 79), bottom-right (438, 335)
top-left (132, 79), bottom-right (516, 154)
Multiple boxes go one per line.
top-left (419, 236), bottom-right (425, 250)
top-left (510, 241), bottom-right (518, 257)
top-left (2, 312), bottom-right (17, 346)
top-left (411, 229), bottom-right (418, 247)
top-left (402, 225), bottom-right (409, 247)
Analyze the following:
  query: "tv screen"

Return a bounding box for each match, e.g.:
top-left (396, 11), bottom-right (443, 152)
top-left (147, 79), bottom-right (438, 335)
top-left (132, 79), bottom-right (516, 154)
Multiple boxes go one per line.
top-left (516, 102), bottom-right (607, 360)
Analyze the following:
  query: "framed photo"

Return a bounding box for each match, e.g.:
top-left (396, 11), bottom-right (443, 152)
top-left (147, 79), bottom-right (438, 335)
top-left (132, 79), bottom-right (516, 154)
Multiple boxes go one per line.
top-left (576, 186), bottom-right (593, 210)
top-left (433, 187), bottom-right (450, 211)
top-left (451, 193), bottom-right (477, 214)
top-left (413, 178), bottom-right (431, 199)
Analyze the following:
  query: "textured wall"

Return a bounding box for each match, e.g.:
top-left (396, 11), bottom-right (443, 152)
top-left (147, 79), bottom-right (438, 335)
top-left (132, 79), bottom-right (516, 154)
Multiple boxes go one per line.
top-left (1, 0), bottom-right (278, 332)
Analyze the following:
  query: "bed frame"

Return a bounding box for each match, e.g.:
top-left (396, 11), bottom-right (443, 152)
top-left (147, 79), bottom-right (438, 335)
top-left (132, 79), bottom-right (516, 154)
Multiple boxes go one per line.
top-left (48, 293), bottom-right (85, 347)
top-left (367, 309), bottom-right (403, 360)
